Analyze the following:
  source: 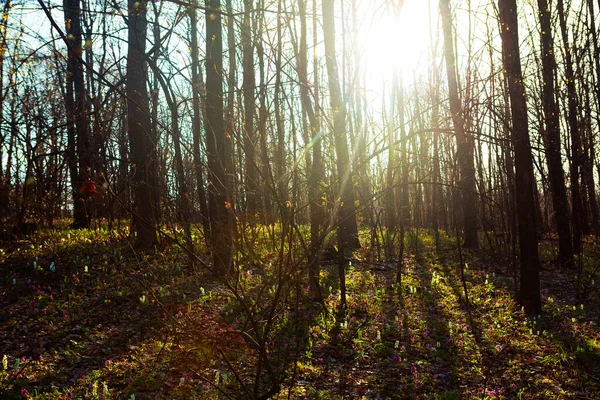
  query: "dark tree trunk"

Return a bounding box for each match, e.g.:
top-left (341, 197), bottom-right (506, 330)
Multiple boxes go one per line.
top-left (556, 0), bottom-right (583, 255)
top-left (205, 0), bottom-right (233, 276)
top-left (536, 0), bottom-right (573, 265)
top-left (499, 0), bottom-right (542, 313)
top-left (0, 0), bottom-right (10, 226)
top-left (127, 0), bottom-right (158, 249)
top-left (64, 0), bottom-right (92, 228)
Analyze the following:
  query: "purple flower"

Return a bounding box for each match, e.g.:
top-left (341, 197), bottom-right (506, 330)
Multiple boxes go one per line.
top-left (21, 388), bottom-right (30, 398)
top-left (411, 365), bottom-right (417, 374)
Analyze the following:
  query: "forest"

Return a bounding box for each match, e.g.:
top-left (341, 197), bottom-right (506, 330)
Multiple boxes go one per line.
top-left (0, 0), bottom-right (599, 398)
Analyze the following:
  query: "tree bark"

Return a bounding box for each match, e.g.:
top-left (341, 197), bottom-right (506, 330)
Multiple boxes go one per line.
top-left (242, 0), bottom-right (258, 215)
top-left (499, 0), bottom-right (541, 313)
top-left (127, 0), bottom-right (158, 248)
top-left (536, 0), bottom-right (573, 265)
top-left (556, 0), bottom-right (583, 255)
top-left (205, 0), bottom-right (233, 276)
top-left (64, 0), bottom-right (92, 228)
top-left (439, 0), bottom-right (478, 248)
top-left (322, 0), bottom-right (360, 252)
top-left (298, 0), bottom-right (324, 301)
top-left (189, 2), bottom-right (211, 241)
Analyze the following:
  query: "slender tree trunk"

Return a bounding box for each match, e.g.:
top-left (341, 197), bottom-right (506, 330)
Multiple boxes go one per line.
top-left (298, 0), bottom-right (323, 301)
top-left (439, 0), bottom-right (478, 248)
top-left (275, 0), bottom-right (287, 223)
top-left (242, 0), bottom-right (258, 215)
top-left (322, 0), bottom-right (360, 253)
top-left (398, 74), bottom-right (409, 284)
top-left (0, 0), bottom-right (10, 226)
top-left (582, 86), bottom-right (600, 235)
top-left (556, 0), bottom-right (583, 255)
top-left (536, 0), bottom-right (574, 265)
top-left (189, 2), bottom-right (210, 242)
top-left (385, 80), bottom-right (396, 261)
top-left (64, 0), bottom-right (92, 228)
top-left (499, 0), bottom-right (541, 313)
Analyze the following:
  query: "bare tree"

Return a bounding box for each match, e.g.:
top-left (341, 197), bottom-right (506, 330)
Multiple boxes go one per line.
top-left (205, 0), bottom-right (233, 276)
top-left (536, 0), bottom-right (573, 265)
top-left (439, 0), bottom-right (478, 248)
top-left (64, 0), bottom-right (92, 228)
top-left (189, 1), bottom-right (211, 242)
top-left (322, 0), bottom-right (361, 253)
top-left (499, 0), bottom-right (541, 313)
top-left (127, 0), bottom-right (158, 248)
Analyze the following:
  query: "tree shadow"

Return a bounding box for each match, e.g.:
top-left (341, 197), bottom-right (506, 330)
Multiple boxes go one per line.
top-left (0, 233), bottom-right (181, 398)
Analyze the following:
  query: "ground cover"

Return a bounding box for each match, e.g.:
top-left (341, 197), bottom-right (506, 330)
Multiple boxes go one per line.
top-left (1, 224), bottom-right (599, 399)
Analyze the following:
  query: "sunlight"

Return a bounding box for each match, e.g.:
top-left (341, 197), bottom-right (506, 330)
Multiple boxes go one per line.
top-left (360, 0), bottom-right (434, 95)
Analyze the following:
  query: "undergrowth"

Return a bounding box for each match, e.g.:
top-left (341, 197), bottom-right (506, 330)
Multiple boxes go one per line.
top-left (0, 222), bottom-right (598, 399)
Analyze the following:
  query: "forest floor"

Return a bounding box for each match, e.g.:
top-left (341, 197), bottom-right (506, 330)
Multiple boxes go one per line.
top-left (0, 221), bottom-right (599, 399)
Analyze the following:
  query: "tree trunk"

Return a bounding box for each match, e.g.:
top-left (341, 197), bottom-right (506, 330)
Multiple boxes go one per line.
top-left (189, 2), bottom-right (211, 242)
top-left (242, 0), bottom-right (258, 215)
top-left (205, 0), bottom-right (233, 276)
top-left (385, 80), bottom-right (396, 261)
top-left (322, 0), bottom-right (360, 253)
top-left (556, 0), bottom-right (583, 255)
top-left (439, 0), bottom-right (478, 249)
top-left (536, 0), bottom-right (574, 265)
top-left (127, 0), bottom-right (158, 248)
top-left (0, 0), bottom-right (10, 226)
top-left (64, 0), bottom-right (92, 228)
top-left (398, 75), bottom-right (409, 284)
top-left (298, 0), bottom-right (324, 301)
top-left (499, 0), bottom-right (541, 313)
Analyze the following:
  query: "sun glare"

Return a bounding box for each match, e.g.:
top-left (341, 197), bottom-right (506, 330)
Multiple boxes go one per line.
top-left (360, 0), bottom-right (434, 95)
